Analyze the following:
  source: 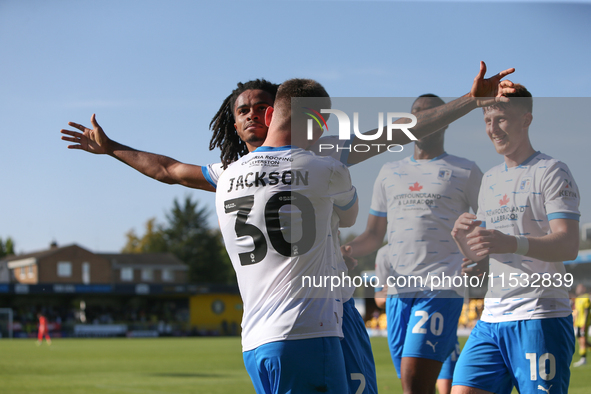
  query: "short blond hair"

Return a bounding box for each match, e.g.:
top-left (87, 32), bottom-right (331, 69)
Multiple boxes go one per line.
top-left (483, 83), bottom-right (532, 114)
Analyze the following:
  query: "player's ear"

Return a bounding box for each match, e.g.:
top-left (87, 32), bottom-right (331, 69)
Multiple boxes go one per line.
top-left (265, 106), bottom-right (274, 127)
top-left (523, 112), bottom-right (533, 128)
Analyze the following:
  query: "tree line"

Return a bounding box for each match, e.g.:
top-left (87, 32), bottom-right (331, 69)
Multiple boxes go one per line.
top-left (122, 196), bottom-right (382, 285)
top-left (122, 196), bottom-right (236, 285)
top-left (0, 237), bottom-right (15, 258)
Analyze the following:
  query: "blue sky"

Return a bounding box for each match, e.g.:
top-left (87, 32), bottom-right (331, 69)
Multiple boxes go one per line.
top-left (1, 0), bottom-right (589, 254)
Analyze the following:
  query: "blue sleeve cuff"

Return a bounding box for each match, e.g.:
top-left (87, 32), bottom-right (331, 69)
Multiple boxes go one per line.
top-left (201, 166), bottom-right (217, 189)
top-left (335, 191), bottom-right (358, 211)
top-left (548, 212), bottom-right (580, 221)
top-left (369, 209), bottom-right (387, 217)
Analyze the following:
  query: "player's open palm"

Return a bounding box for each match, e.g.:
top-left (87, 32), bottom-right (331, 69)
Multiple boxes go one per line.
top-left (61, 114), bottom-right (109, 155)
top-left (470, 61), bottom-right (516, 107)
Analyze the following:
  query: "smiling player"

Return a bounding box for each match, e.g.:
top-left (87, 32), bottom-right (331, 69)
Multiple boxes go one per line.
top-left (451, 85), bottom-right (579, 394)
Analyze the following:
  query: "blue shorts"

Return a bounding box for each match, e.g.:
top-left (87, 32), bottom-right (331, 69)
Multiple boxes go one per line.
top-left (438, 340), bottom-right (461, 380)
top-left (453, 316), bottom-right (575, 394)
top-left (243, 337), bottom-right (347, 394)
top-left (341, 299), bottom-right (378, 394)
top-left (386, 290), bottom-right (463, 378)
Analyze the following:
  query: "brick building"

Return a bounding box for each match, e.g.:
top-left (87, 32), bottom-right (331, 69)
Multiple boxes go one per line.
top-left (99, 252), bottom-right (188, 285)
top-left (1, 243), bottom-right (187, 286)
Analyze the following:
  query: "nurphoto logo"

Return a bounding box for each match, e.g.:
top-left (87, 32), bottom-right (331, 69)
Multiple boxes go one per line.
top-left (303, 105), bottom-right (418, 154)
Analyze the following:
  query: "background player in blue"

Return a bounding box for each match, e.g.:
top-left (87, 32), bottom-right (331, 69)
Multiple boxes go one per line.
top-left (573, 284), bottom-right (591, 367)
top-left (342, 94), bottom-right (483, 394)
top-left (216, 78), bottom-right (358, 393)
top-left (451, 85), bottom-right (580, 394)
top-left (374, 245), bottom-right (461, 394)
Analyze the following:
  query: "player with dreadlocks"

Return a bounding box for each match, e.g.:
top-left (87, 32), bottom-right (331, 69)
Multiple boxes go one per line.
top-left (209, 79), bottom-right (279, 169)
top-left (60, 63), bottom-right (515, 193)
top-left (60, 79), bottom-right (278, 192)
top-left (61, 78), bottom-right (380, 393)
top-left (61, 62), bottom-right (516, 394)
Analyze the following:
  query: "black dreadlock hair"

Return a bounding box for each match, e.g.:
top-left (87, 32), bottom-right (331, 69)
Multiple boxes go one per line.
top-left (209, 79), bottom-right (279, 168)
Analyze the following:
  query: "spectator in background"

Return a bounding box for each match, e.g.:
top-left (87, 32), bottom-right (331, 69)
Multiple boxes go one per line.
top-left (37, 312), bottom-right (51, 346)
top-left (573, 284), bottom-right (590, 367)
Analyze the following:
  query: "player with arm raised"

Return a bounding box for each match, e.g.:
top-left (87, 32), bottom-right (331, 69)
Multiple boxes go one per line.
top-left (60, 62), bottom-right (515, 186)
top-left (61, 78), bottom-right (379, 394)
top-left (374, 245), bottom-right (461, 394)
top-left (342, 94), bottom-right (483, 394)
top-left (61, 79), bottom-right (279, 192)
top-left (451, 85), bottom-right (579, 394)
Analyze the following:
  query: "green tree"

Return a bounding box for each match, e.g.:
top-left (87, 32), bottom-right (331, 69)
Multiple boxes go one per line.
top-left (163, 196), bottom-right (234, 284)
top-left (123, 196), bottom-right (235, 284)
top-left (0, 237), bottom-right (15, 258)
top-left (122, 218), bottom-right (167, 253)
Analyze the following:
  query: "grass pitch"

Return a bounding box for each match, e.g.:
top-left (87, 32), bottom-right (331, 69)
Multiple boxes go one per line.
top-left (0, 336), bottom-right (589, 393)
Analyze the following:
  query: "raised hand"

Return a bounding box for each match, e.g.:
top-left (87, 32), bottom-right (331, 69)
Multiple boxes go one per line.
top-left (61, 114), bottom-right (110, 154)
top-left (470, 61), bottom-right (516, 107)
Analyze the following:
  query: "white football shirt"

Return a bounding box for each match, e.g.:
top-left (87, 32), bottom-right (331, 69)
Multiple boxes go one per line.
top-left (477, 152), bottom-right (580, 322)
top-left (370, 153), bottom-right (482, 294)
top-left (203, 135), bottom-right (353, 189)
top-left (203, 135), bottom-right (356, 303)
top-left (215, 146), bottom-right (357, 351)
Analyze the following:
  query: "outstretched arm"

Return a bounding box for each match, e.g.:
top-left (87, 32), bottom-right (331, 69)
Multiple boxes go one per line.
top-left (347, 61), bottom-right (516, 165)
top-left (61, 114), bottom-right (215, 191)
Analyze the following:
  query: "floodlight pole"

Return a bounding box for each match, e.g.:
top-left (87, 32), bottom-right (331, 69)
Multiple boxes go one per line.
top-left (0, 308), bottom-right (13, 339)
